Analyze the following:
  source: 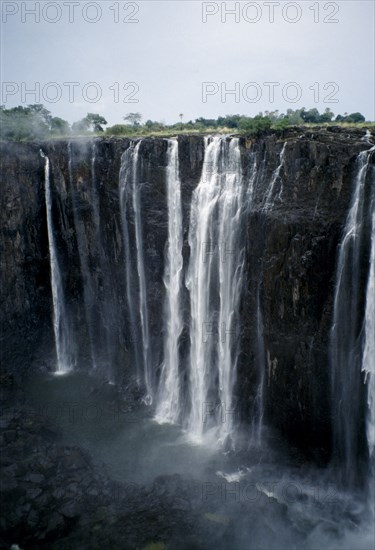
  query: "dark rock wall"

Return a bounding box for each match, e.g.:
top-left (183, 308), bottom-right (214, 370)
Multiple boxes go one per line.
top-left (0, 128), bottom-right (373, 459)
top-left (237, 131), bottom-right (373, 459)
top-left (0, 142), bottom-right (50, 373)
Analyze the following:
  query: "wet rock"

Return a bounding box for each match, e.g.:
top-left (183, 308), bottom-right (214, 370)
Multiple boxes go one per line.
top-left (2, 463), bottom-right (17, 476)
top-left (52, 487), bottom-right (66, 499)
top-left (4, 430), bottom-right (17, 443)
top-left (46, 512), bottom-right (65, 532)
top-left (27, 508), bottom-right (39, 528)
top-left (27, 486), bottom-right (43, 499)
top-left (15, 502), bottom-right (31, 519)
top-left (59, 501), bottom-right (80, 519)
top-left (1, 477), bottom-right (18, 492)
top-left (24, 473), bottom-right (45, 483)
top-left (62, 449), bottom-right (89, 470)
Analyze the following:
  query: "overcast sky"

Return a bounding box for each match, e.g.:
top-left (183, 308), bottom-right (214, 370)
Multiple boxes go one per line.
top-left (1, 0), bottom-right (374, 124)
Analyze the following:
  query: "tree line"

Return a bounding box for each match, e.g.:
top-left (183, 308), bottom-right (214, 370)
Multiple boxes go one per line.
top-left (0, 104), bottom-right (369, 141)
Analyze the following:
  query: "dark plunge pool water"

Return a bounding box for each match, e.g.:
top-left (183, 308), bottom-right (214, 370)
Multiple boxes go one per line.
top-left (23, 370), bottom-right (375, 550)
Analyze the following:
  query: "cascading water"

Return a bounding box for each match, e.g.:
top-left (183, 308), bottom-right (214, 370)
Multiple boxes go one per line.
top-left (119, 141), bottom-right (152, 400)
top-left (48, 141), bottom-right (117, 379)
top-left (90, 142), bottom-right (115, 376)
top-left (119, 145), bottom-right (141, 383)
top-left (155, 139), bottom-right (184, 423)
top-left (263, 142), bottom-right (287, 209)
top-left (362, 208), bottom-right (375, 458)
top-left (40, 151), bottom-right (74, 374)
top-left (185, 137), bottom-right (245, 443)
top-left (362, 203), bottom-right (375, 513)
top-left (120, 137), bottom-right (247, 437)
top-left (251, 284), bottom-right (266, 446)
top-left (330, 145), bottom-right (375, 484)
top-left (68, 143), bottom-right (100, 370)
top-left (90, 143), bottom-right (106, 345)
top-left (361, 149), bottom-right (375, 514)
top-left (244, 150), bottom-right (266, 445)
top-left (216, 138), bottom-right (246, 442)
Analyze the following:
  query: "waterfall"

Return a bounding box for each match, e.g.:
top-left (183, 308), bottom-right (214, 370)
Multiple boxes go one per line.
top-left (362, 208), bottom-right (375, 458)
top-left (132, 144), bottom-right (152, 399)
top-left (40, 151), bottom-right (74, 374)
top-left (263, 142), bottom-right (287, 209)
top-left (252, 284), bottom-right (266, 445)
top-left (90, 142), bottom-right (101, 248)
top-left (155, 139), bottom-right (184, 423)
top-left (68, 142), bottom-right (99, 370)
top-left (90, 143), bottom-right (115, 376)
top-left (330, 146), bottom-right (375, 484)
top-left (245, 149), bottom-right (266, 445)
top-left (185, 137), bottom-right (245, 443)
top-left (63, 141), bottom-right (116, 377)
top-left (361, 147), bottom-right (375, 478)
top-left (363, 202), bottom-right (375, 512)
top-left (119, 141), bottom-right (152, 400)
top-left (119, 145), bottom-right (141, 383)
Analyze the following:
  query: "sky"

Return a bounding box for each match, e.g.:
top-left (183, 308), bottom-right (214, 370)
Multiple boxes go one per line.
top-left (1, 0), bottom-right (374, 125)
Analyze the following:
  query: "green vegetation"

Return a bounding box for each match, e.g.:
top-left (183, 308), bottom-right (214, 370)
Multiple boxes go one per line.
top-left (0, 104), bottom-right (66, 140)
top-left (0, 105), bottom-right (107, 140)
top-left (123, 112), bottom-right (142, 127)
top-left (104, 108), bottom-right (374, 138)
top-left (75, 113), bottom-right (108, 133)
top-left (0, 105), bottom-right (373, 141)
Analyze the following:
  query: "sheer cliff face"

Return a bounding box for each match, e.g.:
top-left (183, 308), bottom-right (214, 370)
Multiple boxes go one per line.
top-left (0, 129), bottom-right (372, 458)
top-left (0, 142), bottom-right (50, 370)
top-left (238, 132), bottom-right (372, 458)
